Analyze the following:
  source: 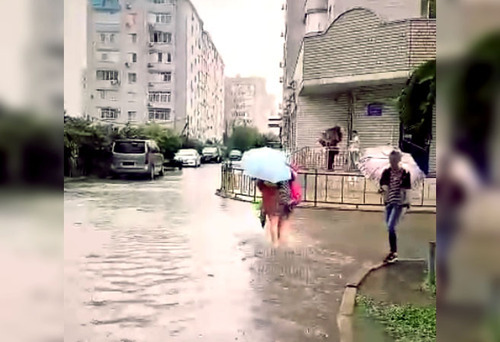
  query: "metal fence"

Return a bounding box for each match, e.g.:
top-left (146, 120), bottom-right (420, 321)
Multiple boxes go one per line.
top-left (290, 146), bottom-right (351, 171)
top-left (219, 164), bottom-right (436, 208)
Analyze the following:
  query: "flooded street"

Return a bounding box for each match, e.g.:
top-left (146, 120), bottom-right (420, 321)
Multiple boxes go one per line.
top-left (65, 165), bottom-right (435, 342)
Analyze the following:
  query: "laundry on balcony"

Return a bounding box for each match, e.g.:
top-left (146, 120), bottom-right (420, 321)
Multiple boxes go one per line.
top-left (91, 0), bottom-right (121, 12)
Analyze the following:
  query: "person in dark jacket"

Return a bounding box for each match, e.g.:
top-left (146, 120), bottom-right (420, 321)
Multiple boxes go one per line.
top-left (379, 150), bottom-right (412, 263)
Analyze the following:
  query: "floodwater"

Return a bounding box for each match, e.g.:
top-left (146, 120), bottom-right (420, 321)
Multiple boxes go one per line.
top-left (64, 164), bottom-right (435, 342)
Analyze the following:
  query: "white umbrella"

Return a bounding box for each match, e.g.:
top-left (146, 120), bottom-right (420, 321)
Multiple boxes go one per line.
top-left (357, 146), bottom-right (426, 187)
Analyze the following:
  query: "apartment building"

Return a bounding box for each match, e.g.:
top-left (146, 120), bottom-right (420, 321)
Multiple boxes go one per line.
top-left (85, 0), bottom-right (224, 142)
top-left (224, 76), bottom-right (276, 135)
top-left (281, 0), bottom-right (436, 174)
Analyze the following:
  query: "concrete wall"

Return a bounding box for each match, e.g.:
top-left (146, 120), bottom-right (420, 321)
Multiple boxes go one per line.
top-left (352, 84), bottom-right (403, 150)
top-left (295, 93), bottom-right (349, 150)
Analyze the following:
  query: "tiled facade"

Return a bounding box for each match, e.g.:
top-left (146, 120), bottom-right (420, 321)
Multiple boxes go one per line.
top-left (85, 0), bottom-right (224, 142)
top-left (281, 3), bottom-right (436, 174)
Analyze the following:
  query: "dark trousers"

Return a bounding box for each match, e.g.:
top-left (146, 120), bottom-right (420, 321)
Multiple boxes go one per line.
top-left (385, 203), bottom-right (403, 253)
top-left (327, 150), bottom-right (338, 170)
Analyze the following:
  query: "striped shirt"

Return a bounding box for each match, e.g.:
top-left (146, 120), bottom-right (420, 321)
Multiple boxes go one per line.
top-left (387, 168), bottom-right (403, 204)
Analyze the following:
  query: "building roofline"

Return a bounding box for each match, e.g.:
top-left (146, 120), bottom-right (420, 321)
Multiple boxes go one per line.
top-left (305, 7), bottom-right (436, 40)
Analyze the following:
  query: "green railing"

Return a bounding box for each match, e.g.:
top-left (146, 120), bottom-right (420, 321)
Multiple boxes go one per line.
top-left (219, 164), bottom-right (436, 208)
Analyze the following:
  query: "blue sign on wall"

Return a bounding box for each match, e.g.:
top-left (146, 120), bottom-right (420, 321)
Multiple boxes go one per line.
top-left (366, 103), bottom-right (383, 116)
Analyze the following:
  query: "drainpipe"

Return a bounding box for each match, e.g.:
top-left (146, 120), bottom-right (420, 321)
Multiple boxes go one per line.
top-left (347, 91), bottom-right (354, 142)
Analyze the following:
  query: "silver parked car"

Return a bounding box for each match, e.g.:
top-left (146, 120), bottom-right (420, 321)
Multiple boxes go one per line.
top-left (174, 149), bottom-right (201, 167)
top-left (111, 139), bottom-right (164, 179)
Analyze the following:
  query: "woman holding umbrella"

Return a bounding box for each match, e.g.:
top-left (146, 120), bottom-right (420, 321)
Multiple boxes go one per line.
top-left (242, 147), bottom-right (295, 247)
top-left (256, 179), bottom-right (293, 246)
top-left (358, 146), bottom-right (424, 263)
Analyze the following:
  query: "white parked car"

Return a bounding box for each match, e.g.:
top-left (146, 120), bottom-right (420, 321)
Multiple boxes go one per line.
top-left (174, 149), bottom-right (201, 167)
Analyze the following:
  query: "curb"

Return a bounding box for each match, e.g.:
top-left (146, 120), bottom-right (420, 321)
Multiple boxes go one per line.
top-left (336, 259), bottom-right (426, 342)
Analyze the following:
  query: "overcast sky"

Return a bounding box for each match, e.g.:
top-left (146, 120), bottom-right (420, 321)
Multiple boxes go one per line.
top-left (64, 0), bottom-right (284, 116)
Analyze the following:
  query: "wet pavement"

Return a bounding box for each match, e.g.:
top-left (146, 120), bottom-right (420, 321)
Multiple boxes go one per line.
top-left (65, 164), bottom-right (435, 342)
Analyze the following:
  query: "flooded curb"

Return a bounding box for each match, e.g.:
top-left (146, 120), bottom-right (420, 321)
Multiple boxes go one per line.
top-left (215, 190), bottom-right (436, 214)
top-left (336, 259), bottom-right (426, 342)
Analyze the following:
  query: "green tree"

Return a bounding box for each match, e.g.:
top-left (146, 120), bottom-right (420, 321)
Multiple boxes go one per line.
top-left (397, 59), bottom-right (436, 148)
top-left (226, 126), bottom-right (263, 152)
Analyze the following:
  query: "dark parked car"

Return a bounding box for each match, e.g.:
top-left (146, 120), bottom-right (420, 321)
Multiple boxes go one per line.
top-left (201, 146), bottom-right (222, 163)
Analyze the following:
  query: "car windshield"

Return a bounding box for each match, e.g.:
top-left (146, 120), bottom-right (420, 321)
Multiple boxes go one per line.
top-left (113, 141), bottom-right (146, 154)
top-left (202, 147), bottom-right (217, 154)
top-left (177, 150), bottom-right (196, 156)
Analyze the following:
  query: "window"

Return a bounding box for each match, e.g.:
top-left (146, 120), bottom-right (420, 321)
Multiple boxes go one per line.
top-left (167, 52), bottom-right (172, 62)
top-left (100, 33), bottom-right (106, 42)
top-left (153, 0), bottom-right (166, 3)
top-left (149, 108), bottom-right (171, 121)
top-left (157, 52), bottom-right (163, 63)
top-left (128, 53), bottom-right (137, 63)
top-left (128, 111), bottom-right (137, 121)
top-left (110, 34), bottom-right (115, 43)
top-left (100, 107), bottom-right (118, 119)
top-left (96, 70), bottom-right (118, 81)
top-left (128, 73), bottom-right (137, 84)
top-left (149, 91), bottom-right (171, 103)
top-left (150, 31), bottom-right (172, 43)
top-left (129, 33), bottom-right (137, 43)
top-left (155, 13), bottom-right (172, 23)
top-left (161, 72), bottom-right (172, 82)
top-left (96, 89), bottom-right (117, 101)
top-left (101, 53), bottom-right (108, 61)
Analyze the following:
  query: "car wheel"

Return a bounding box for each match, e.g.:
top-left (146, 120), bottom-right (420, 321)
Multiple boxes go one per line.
top-left (159, 165), bottom-right (164, 176)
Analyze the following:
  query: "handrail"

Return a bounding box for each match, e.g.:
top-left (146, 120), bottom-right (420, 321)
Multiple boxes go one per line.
top-left (219, 164), bottom-right (436, 208)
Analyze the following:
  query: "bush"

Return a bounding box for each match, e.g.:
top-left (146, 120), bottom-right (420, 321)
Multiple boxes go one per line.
top-left (225, 126), bottom-right (281, 153)
top-left (64, 120), bottom-right (187, 177)
top-left (357, 295), bottom-right (436, 342)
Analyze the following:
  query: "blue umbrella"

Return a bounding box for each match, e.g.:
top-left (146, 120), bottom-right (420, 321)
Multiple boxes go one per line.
top-left (242, 147), bottom-right (291, 183)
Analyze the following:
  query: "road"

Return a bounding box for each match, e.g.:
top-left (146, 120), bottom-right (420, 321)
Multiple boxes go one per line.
top-left (64, 164), bottom-right (435, 342)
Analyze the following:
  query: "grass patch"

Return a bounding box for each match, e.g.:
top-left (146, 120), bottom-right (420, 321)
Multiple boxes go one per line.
top-left (357, 295), bottom-right (436, 342)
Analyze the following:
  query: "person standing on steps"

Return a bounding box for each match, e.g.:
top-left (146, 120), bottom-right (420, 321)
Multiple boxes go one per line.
top-left (379, 150), bottom-right (412, 263)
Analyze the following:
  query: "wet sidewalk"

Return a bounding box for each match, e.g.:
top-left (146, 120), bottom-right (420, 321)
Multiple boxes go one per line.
top-left (64, 165), bottom-right (436, 342)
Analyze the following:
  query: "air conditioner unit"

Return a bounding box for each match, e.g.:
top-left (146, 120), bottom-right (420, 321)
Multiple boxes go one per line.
top-left (279, 61), bottom-right (285, 68)
top-left (126, 2), bottom-right (132, 9)
top-left (281, 32), bottom-right (284, 37)
top-left (149, 42), bottom-right (154, 47)
top-left (148, 82), bottom-right (154, 87)
top-left (279, 77), bottom-right (284, 83)
top-left (125, 62), bottom-right (131, 67)
top-left (147, 63), bottom-right (154, 68)
top-left (110, 80), bottom-right (118, 85)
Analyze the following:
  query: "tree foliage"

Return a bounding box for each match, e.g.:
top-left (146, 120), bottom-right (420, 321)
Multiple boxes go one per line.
top-left (397, 59), bottom-right (436, 148)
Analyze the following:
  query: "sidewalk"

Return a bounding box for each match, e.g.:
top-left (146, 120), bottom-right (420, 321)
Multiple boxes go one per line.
top-left (236, 205), bottom-right (436, 341)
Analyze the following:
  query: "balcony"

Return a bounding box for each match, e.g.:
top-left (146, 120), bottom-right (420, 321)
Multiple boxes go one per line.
top-left (91, 0), bottom-right (121, 12)
top-left (147, 62), bottom-right (173, 72)
top-left (95, 41), bottom-right (119, 51)
top-left (305, 0), bottom-right (328, 14)
top-left (94, 79), bottom-right (121, 90)
top-left (148, 101), bottom-right (172, 109)
top-left (147, 82), bottom-right (172, 91)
